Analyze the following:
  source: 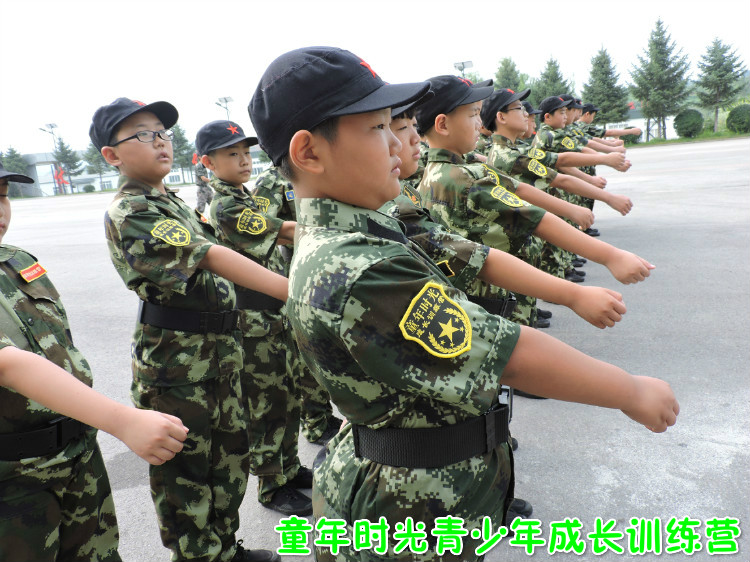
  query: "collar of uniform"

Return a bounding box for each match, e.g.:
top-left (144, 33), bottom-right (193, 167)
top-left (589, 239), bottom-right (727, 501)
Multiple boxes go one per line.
top-left (209, 177), bottom-right (250, 199)
top-left (296, 198), bottom-right (404, 237)
top-left (117, 175), bottom-right (176, 197)
top-left (0, 245), bottom-right (19, 263)
top-left (490, 133), bottom-right (515, 149)
top-left (425, 147), bottom-right (466, 165)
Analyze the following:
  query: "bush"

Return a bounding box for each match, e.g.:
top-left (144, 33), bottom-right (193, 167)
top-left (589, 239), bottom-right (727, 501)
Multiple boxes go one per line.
top-left (83, 184), bottom-right (96, 193)
top-left (620, 128), bottom-right (641, 145)
top-left (673, 109), bottom-right (704, 138)
top-left (726, 104), bottom-right (750, 133)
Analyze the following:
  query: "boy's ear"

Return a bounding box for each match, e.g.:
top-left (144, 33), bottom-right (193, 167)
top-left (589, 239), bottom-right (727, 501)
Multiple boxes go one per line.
top-left (200, 154), bottom-right (215, 171)
top-left (433, 113), bottom-right (450, 137)
top-left (101, 146), bottom-right (121, 167)
top-left (289, 130), bottom-right (325, 175)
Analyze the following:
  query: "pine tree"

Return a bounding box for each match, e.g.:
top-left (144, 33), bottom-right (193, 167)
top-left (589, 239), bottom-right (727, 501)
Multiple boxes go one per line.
top-left (696, 38), bottom-right (747, 132)
top-left (83, 142), bottom-right (110, 189)
top-left (495, 58), bottom-right (521, 91)
top-left (171, 124), bottom-right (195, 183)
top-left (582, 48), bottom-right (630, 125)
top-left (530, 58), bottom-right (573, 107)
top-left (52, 137), bottom-right (83, 194)
top-left (630, 19), bottom-right (690, 139)
top-left (0, 147), bottom-right (32, 197)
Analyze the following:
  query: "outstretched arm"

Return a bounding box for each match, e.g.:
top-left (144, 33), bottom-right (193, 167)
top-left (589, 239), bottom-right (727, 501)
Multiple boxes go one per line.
top-left (515, 182), bottom-right (594, 230)
top-left (0, 347), bottom-right (188, 465)
top-left (552, 173), bottom-right (633, 215)
top-left (199, 244), bottom-right (288, 301)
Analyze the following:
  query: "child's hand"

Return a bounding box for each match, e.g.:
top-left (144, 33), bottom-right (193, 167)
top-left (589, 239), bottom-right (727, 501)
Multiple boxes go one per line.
top-left (569, 206), bottom-right (595, 230)
top-left (569, 286), bottom-right (626, 328)
top-left (589, 176), bottom-right (607, 189)
top-left (605, 250), bottom-right (655, 284)
top-left (621, 375), bottom-right (679, 432)
top-left (116, 409), bottom-right (188, 465)
top-left (606, 193), bottom-right (633, 215)
top-left (606, 152), bottom-right (630, 172)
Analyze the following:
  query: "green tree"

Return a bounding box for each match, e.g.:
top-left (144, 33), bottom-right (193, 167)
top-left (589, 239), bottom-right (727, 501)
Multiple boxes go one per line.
top-left (495, 58), bottom-right (520, 91)
top-left (52, 137), bottom-right (83, 194)
top-left (0, 147), bottom-right (32, 197)
top-left (529, 58), bottom-right (573, 107)
top-left (696, 38), bottom-right (747, 132)
top-left (582, 48), bottom-right (630, 125)
top-left (630, 19), bottom-right (691, 139)
top-left (463, 70), bottom-right (484, 85)
top-left (83, 142), bottom-right (110, 190)
top-left (171, 124), bottom-right (195, 183)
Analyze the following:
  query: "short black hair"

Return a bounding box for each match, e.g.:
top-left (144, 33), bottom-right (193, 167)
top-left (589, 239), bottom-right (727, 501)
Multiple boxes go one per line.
top-left (278, 117), bottom-right (340, 182)
top-left (392, 108), bottom-right (416, 121)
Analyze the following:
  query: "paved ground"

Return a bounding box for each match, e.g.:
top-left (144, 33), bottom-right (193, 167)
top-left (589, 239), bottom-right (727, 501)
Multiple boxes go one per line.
top-left (6, 138), bottom-right (749, 561)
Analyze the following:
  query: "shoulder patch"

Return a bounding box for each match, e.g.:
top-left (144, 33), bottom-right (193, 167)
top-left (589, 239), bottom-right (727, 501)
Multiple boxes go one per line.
top-left (561, 137), bottom-right (575, 150)
top-left (403, 184), bottom-right (422, 207)
top-left (252, 196), bottom-right (270, 213)
top-left (237, 208), bottom-right (268, 235)
top-left (527, 159), bottom-right (548, 177)
top-left (151, 220), bottom-right (191, 246)
top-left (526, 147), bottom-right (546, 160)
top-left (19, 262), bottom-right (47, 283)
top-left (490, 185), bottom-right (525, 208)
top-left (399, 281), bottom-right (472, 359)
top-left (285, 190), bottom-right (295, 201)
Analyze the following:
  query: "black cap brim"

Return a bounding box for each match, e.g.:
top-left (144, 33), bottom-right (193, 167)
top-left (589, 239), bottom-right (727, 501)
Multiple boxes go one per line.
top-left (140, 101), bottom-right (179, 131)
top-left (211, 135), bottom-right (259, 152)
top-left (0, 171), bottom-right (34, 184)
top-left (330, 81), bottom-right (431, 118)
top-left (391, 89), bottom-right (435, 118)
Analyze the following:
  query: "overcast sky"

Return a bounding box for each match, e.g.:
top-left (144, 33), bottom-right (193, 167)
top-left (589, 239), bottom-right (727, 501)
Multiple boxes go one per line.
top-left (2, 0), bottom-right (748, 156)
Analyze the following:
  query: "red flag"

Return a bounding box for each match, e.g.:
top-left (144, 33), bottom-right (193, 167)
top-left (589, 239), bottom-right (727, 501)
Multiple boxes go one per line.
top-left (192, 152), bottom-right (198, 165)
top-left (628, 101), bottom-right (635, 110)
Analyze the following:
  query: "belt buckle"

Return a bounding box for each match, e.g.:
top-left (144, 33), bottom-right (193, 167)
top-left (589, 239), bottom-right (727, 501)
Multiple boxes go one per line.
top-left (199, 312), bottom-right (220, 334)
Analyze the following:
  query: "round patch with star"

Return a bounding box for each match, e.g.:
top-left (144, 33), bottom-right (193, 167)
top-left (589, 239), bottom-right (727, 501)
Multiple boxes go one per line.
top-left (399, 281), bottom-right (472, 358)
top-left (237, 209), bottom-right (268, 234)
top-left (151, 220), bottom-right (191, 246)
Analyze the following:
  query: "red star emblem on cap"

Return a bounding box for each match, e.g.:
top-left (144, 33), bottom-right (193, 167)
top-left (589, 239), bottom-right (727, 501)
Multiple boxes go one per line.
top-left (133, 100), bottom-right (146, 106)
top-left (508, 89), bottom-right (515, 93)
top-left (360, 59), bottom-right (378, 78)
top-left (227, 125), bottom-right (239, 135)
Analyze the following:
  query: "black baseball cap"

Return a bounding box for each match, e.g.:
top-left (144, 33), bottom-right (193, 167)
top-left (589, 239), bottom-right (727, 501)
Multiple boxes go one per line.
top-left (581, 103), bottom-right (601, 114)
top-left (391, 88), bottom-right (435, 119)
top-left (414, 75), bottom-right (494, 135)
top-left (559, 94), bottom-right (582, 109)
top-left (480, 88), bottom-right (531, 129)
top-left (538, 96), bottom-right (572, 116)
top-left (0, 163), bottom-right (33, 184)
top-left (196, 120), bottom-right (258, 156)
top-left (522, 101), bottom-right (542, 115)
top-left (89, 97), bottom-right (179, 151)
top-left (249, 46), bottom-right (430, 166)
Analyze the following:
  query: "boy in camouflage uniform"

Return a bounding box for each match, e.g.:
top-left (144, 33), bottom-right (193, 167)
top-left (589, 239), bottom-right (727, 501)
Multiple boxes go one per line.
top-left (249, 46), bottom-right (678, 562)
top-left (195, 120), bottom-right (312, 516)
top-left (92, 98), bottom-right (283, 562)
top-left (195, 159), bottom-right (213, 214)
top-left (0, 165), bottom-right (188, 561)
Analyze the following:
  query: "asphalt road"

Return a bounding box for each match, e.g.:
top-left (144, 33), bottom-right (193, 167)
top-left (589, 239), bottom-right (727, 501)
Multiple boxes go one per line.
top-left (6, 138), bottom-right (749, 562)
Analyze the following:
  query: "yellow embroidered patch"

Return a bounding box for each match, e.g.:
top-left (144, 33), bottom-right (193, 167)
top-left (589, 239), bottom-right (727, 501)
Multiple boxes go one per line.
top-left (252, 196), bottom-right (270, 213)
top-left (561, 137), bottom-right (575, 150)
top-left (490, 185), bottom-right (525, 208)
top-left (435, 260), bottom-right (455, 278)
top-left (527, 147), bottom-right (546, 160)
top-left (151, 220), bottom-right (191, 246)
top-left (237, 209), bottom-right (267, 234)
top-left (403, 185), bottom-right (422, 206)
top-left (399, 281), bottom-right (471, 359)
top-left (19, 262), bottom-right (47, 283)
top-left (527, 158), bottom-right (548, 177)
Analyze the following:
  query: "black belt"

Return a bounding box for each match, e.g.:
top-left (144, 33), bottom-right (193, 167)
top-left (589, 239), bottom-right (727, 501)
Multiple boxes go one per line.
top-left (235, 288), bottom-right (284, 312)
top-left (139, 301), bottom-right (240, 334)
top-left (468, 294), bottom-right (517, 318)
top-left (0, 417), bottom-right (89, 461)
top-left (352, 404), bottom-right (509, 469)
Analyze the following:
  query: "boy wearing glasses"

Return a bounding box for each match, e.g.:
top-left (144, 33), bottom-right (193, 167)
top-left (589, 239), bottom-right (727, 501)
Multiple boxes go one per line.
top-left (92, 98), bottom-right (283, 562)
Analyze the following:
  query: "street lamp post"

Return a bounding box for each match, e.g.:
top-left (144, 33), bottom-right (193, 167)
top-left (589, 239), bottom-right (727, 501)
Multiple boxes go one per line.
top-left (216, 97), bottom-right (233, 120)
top-left (453, 61), bottom-right (473, 78)
top-left (38, 124), bottom-right (60, 195)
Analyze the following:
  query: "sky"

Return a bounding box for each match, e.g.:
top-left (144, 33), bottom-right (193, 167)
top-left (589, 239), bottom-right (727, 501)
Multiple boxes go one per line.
top-left (1, 0), bottom-right (748, 156)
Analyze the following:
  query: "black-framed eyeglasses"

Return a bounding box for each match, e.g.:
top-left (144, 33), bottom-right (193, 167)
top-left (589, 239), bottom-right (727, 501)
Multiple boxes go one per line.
top-left (111, 129), bottom-right (174, 146)
top-left (504, 106), bottom-right (528, 115)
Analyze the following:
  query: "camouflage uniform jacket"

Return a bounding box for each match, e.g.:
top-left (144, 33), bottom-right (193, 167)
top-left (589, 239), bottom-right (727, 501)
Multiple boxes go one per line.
top-left (104, 175), bottom-right (242, 386)
top-left (251, 167), bottom-right (297, 277)
top-left (473, 133), bottom-right (493, 157)
top-left (532, 122), bottom-right (583, 153)
top-left (576, 120), bottom-right (606, 138)
top-left (380, 184), bottom-right (490, 293)
top-left (0, 245), bottom-right (97, 458)
top-left (207, 176), bottom-right (287, 338)
top-left (194, 162), bottom-right (209, 187)
top-left (289, 198), bottom-right (519, 556)
top-left (486, 133), bottom-right (560, 188)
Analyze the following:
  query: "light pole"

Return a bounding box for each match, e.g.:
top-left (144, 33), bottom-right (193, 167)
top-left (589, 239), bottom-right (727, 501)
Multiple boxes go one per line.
top-left (216, 97), bottom-right (233, 120)
top-left (38, 124), bottom-right (60, 194)
top-left (453, 61), bottom-right (473, 79)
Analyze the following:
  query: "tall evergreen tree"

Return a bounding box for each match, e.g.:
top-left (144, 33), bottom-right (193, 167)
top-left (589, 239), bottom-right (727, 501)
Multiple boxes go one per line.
top-left (83, 142), bottom-right (110, 189)
top-left (530, 58), bottom-right (573, 107)
top-left (630, 19), bottom-right (690, 139)
top-left (582, 48), bottom-right (630, 125)
top-left (171, 124), bottom-right (195, 183)
top-left (0, 147), bottom-right (32, 197)
top-left (696, 38), bottom-right (747, 132)
top-left (52, 137), bottom-right (83, 194)
top-left (495, 58), bottom-right (521, 91)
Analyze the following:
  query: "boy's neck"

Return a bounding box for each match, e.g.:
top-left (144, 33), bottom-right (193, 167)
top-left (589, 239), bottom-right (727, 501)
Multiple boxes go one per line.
top-left (424, 137), bottom-right (463, 158)
top-left (124, 173), bottom-right (168, 194)
top-left (493, 126), bottom-right (520, 142)
top-left (217, 177), bottom-right (245, 190)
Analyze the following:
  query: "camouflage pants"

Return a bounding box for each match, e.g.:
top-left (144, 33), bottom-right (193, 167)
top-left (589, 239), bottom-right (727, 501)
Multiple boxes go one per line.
top-left (132, 373), bottom-right (249, 562)
top-left (313, 428), bottom-right (514, 562)
top-left (196, 183), bottom-right (214, 213)
top-left (286, 326), bottom-right (335, 442)
top-left (243, 329), bottom-right (302, 503)
top-left (0, 434), bottom-right (121, 562)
